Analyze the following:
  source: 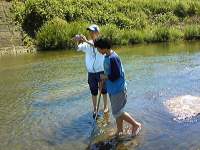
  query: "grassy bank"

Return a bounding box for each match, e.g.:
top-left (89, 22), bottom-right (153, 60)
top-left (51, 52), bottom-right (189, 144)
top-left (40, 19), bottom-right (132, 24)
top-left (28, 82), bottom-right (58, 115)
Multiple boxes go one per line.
top-left (11, 0), bottom-right (200, 50)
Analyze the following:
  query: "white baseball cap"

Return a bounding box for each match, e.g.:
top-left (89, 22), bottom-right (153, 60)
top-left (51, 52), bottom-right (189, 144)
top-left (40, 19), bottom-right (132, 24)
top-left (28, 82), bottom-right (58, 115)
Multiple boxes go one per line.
top-left (87, 24), bottom-right (100, 32)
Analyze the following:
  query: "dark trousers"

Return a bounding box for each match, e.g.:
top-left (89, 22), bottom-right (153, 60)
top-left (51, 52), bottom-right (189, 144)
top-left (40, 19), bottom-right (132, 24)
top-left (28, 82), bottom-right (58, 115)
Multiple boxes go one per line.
top-left (88, 72), bottom-right (107, 96)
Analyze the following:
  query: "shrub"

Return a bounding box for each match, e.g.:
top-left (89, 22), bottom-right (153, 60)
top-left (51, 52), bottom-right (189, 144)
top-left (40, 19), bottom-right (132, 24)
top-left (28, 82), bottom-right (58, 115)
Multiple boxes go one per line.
top-left (112, 13), bottom-right (133, 29)
top-left (187, 2), bottom-right (199, 16)
top-left (153, 12), bottom-right (179, 26)
top-left (20, 0), bottom-right (64, 37)
top-left (63, 2), bottom-right (84, 22)
top-left (143, 29), bottom-right (154, 43)
top-left (128, 11), bottom-right (148, 29)
top-left (36, 18), bottom-right (88, 50)
top-left (128, 30), bottom-right (144, 44)
top-left (117, 30), bottom-right (130, 45)
top-left (11, 0), bottom-right (200, 49)
top-left (153, 27), bottom-right (171, 42)
top-left (11, 1), bottom-right (25, 24)
top-left (184, 25), bottom-right (200, 40)
top-left (184, 15), bottom-right (200, 25)
top-left (101, 24), bottom-right (121, 45)
top-left (169, 27), bottom-right (183, 41)
top-left (142, 0), bottom-right (172, 15)
top-left (174, 3), bottom-right (188, 18)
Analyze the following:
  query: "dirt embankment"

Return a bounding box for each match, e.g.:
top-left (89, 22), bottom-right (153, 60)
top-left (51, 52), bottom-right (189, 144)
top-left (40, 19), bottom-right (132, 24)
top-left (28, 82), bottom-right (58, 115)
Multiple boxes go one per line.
top-left (0, 1), bottom-right (35, 56)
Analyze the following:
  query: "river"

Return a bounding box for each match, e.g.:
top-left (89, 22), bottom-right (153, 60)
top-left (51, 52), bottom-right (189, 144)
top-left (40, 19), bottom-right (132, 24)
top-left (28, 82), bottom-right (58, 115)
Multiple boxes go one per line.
top-left (0, 42), bottom-right (200, 150)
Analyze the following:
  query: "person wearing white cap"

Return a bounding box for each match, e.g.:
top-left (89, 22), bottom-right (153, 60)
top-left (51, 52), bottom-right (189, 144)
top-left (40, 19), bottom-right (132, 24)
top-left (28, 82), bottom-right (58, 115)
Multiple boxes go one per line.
top-left (73, 24), bottom-right (109, 118)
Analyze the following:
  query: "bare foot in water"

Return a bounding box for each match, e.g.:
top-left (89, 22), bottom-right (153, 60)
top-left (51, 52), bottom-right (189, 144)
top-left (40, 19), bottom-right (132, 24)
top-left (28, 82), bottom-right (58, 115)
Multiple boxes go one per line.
top-left (107, 128), bottom-right (117, 138)
top-left (103, 107), bottom-right (109, 113)
top-left (132, 123), bottom-right (142, 137)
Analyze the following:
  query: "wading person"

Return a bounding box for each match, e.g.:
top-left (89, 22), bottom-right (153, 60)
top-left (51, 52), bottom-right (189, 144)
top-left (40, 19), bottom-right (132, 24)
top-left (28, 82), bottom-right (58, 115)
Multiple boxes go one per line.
top-left (73, 24), bottom-right (109, 118)
top-left (94, 37), bottom-right (141, 136)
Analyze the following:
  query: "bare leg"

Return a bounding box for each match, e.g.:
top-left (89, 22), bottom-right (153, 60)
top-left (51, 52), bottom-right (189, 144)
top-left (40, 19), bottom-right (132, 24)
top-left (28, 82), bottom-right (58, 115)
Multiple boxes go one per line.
top-left (121, 112), bottom-right (139, 125)
top-left (102, 94), bottom-right (109, 113)
top-left (120, 112), bottom-right (141, 135)
top-left (116, 116), bottom-right (123, 136)
top-left (92, 95), bottom-right (97, 112)
top-left (103, 109), bottom-right (110, 124)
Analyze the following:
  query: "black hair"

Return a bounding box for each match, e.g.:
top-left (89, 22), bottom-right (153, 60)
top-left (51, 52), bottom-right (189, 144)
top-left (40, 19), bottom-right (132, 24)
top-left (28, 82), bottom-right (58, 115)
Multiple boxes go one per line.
top-left (94, 37), bottom-right (112, 49)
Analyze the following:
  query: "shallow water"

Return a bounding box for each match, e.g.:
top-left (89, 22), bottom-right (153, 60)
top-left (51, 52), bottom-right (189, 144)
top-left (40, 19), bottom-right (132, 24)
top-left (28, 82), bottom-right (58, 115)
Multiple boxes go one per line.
top-left (0, 42), bottom-right (200, 150)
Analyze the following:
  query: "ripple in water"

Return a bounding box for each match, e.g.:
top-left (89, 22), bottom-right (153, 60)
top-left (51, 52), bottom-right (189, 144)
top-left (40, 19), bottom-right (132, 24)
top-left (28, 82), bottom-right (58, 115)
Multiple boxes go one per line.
top-left (164, 95), bottom-right (200, 121)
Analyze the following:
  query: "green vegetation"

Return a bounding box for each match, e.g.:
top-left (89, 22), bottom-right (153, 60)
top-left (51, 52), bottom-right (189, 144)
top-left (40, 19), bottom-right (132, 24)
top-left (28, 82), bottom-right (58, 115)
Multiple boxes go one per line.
top-left (11, 0), bottom-right (200, 50)
top-left (36, 18), bottom-right (89, 50)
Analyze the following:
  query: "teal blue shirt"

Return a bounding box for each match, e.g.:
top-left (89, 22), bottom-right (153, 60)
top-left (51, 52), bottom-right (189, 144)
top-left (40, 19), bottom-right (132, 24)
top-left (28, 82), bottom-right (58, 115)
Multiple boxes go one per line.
top-left (104, 51), bottom-right (126, 95)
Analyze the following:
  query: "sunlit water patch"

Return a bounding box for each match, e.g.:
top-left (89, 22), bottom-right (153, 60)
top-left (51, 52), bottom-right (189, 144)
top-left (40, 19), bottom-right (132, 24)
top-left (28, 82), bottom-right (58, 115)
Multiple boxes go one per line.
top-left (164, 95), bottom-right (200, 121)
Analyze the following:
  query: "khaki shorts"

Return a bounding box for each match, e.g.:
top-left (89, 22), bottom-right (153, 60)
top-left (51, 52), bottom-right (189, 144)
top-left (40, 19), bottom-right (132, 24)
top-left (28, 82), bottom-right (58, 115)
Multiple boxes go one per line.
top-left (109, 89), bottom-right (127, 118)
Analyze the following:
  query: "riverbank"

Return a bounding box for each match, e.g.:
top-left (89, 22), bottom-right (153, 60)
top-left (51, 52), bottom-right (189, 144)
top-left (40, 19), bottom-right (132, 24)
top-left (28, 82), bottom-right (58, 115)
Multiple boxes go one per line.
top-left (0, 0), bottom-right (35, 56)
top-left (11, 0), bottom-right (200, 50)
top-left (0, 46), bottom-right (36, 56)
top-left (0, 1), bottom-right (21, 47)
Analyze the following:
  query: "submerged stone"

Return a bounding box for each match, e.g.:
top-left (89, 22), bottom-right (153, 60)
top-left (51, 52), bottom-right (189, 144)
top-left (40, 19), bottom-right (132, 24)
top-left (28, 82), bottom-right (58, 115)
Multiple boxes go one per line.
top-left (165, 95), bottom-right (200, 121)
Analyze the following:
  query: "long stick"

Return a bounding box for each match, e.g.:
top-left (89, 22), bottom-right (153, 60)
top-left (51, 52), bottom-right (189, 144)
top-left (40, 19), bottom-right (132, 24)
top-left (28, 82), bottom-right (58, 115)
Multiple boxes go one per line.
top-left (95, 82), bottom-right (103, 120)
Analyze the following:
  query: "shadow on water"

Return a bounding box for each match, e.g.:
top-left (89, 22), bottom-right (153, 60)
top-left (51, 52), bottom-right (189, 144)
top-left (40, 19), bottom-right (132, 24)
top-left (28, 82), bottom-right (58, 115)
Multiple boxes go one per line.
top-left (44, 112), bottom-right (93, 146)
top-left (33, 98), bottom-right (142, 150)
top-left (27, 90), bottom-right (95, 148)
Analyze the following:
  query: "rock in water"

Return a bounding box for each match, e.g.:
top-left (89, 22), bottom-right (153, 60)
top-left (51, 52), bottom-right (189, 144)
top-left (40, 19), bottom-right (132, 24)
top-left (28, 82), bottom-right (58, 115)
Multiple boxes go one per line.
top-left (165, 95), bottom-right (200, 121)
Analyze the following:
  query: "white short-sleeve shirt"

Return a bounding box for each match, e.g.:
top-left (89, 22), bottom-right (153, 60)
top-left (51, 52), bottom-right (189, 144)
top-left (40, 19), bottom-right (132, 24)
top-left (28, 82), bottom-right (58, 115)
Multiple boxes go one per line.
top-left (77, 40), bottom-right (104, 73)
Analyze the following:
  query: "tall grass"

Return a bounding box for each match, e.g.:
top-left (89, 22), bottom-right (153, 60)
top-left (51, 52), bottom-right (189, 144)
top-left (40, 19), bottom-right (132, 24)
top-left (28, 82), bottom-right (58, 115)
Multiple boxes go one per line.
top-left (184, 25), bottom-right (200, 40)
top-left (36, 18), bottom-right (88, 49)
top-left (11, 0), bottom-right (200, 50)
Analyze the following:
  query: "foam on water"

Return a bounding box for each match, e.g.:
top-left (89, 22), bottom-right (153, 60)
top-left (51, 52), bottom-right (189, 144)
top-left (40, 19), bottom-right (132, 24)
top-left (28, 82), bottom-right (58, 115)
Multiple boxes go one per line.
top-left (165, 95), bottom-right (200, 121)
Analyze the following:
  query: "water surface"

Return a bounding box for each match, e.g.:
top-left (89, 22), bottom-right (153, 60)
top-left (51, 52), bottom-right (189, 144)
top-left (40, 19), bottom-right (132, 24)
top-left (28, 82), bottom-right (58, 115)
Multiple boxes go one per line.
top-left (0, 42), bottom-right (200, 150)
